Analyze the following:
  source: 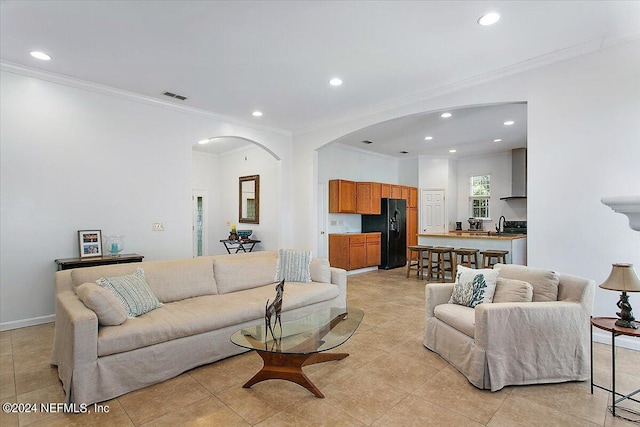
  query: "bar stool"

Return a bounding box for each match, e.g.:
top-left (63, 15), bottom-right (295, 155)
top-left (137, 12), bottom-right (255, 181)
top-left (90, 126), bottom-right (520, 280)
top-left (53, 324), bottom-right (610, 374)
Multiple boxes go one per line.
top-left (480, 250), bottom-right (509, 268)
top-left (427, 246), bottom-right (455, 282)
top-left (406, 245), bottom-right (432, 279)
top-left (453, 248), bottom-right (479, 278)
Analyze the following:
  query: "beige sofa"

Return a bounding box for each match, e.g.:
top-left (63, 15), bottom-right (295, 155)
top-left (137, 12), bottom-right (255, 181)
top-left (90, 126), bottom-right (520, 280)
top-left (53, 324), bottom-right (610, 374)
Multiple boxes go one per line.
top-left (424, 263), bottom-right (594, 391)
top-left (51, 250), bottom-right (346, 404)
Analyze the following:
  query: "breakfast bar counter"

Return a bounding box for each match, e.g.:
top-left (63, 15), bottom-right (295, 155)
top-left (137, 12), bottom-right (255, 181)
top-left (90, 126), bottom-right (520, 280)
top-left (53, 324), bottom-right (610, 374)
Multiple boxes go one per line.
top-left (418, 232), bottom-right (527, 265)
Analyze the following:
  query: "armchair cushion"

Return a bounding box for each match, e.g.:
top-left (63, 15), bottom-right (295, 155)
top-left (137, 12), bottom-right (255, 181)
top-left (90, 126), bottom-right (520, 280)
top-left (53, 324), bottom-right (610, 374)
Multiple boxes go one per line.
top-left (434, 304), bottom-right (475, 338)
top-left (494, 264), bottom-right (559, 302)
top-left (493, 278), bottom-right (533, 303)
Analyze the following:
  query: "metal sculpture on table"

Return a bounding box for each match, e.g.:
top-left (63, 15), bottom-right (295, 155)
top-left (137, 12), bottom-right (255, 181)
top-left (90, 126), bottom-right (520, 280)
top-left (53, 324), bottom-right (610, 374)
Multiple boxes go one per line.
top-left (265, 280), bottom-right (284, 342)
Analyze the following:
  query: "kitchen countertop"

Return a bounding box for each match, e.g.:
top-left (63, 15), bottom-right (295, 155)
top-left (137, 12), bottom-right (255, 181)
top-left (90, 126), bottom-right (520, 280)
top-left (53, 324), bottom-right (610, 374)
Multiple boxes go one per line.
top-left (329, 232), bottom-right (381, 235)
top-left (418, 232), bottom-right (527, 240)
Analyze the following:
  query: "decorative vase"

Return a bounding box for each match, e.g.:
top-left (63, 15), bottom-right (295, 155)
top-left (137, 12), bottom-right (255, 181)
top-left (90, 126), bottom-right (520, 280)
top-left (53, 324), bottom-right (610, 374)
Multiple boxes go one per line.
top-left (228, 231), bottom-right (239, 241)
top-left (104, 235), bottom-right (125, 257)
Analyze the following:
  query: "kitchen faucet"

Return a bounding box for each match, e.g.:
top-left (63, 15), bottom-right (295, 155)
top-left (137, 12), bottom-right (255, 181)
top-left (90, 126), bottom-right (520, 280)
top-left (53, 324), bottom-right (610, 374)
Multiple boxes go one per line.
top-left (496, 216), bottom-right (506, 234)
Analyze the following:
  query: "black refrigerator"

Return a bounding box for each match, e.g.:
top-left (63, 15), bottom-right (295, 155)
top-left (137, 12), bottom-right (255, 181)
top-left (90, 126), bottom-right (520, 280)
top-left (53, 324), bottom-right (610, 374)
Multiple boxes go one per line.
top-left (361, 198), bottom-right (407, 269)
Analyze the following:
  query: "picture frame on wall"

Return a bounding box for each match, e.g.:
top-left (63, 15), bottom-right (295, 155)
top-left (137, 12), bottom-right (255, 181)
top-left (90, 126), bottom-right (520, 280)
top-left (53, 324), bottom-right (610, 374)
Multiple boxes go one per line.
top-left (78, 230), bottom-right (102, 258)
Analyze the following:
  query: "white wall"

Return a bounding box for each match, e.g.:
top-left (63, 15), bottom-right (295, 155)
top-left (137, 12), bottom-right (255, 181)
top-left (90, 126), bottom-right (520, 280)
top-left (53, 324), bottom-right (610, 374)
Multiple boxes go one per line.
top-left (418, 157), bottom-right (458, 230)
top-left (292, 41), bottom-right (640, 348)
top-left (0, 68), bottom-right (292, 328)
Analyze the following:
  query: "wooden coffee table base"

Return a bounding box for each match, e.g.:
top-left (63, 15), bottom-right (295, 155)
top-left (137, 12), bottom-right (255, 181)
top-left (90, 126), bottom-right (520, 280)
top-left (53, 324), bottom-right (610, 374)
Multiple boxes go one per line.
top-left (243, 350), bottom-right (349, 398)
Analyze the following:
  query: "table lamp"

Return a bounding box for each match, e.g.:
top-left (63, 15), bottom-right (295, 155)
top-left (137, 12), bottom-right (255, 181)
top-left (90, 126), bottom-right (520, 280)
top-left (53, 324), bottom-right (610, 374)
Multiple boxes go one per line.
top-left (599, 263), bottom-right (640, 329)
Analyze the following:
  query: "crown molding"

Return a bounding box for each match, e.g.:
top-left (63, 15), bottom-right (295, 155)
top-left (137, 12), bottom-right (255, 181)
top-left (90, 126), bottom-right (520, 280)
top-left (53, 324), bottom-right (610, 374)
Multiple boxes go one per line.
top-left (294, 33), bottom-right (640, 137)
top-left (0, 61), bottom-right (293, 138)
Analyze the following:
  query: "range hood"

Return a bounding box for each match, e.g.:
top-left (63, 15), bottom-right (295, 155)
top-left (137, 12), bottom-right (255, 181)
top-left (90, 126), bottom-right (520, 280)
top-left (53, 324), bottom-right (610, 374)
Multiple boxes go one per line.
top-left (500, 148), bottom-right (527, 200)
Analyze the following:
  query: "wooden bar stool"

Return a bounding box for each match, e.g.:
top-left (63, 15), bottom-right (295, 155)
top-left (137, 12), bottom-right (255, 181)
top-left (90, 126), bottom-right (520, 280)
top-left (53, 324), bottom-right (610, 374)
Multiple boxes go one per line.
top-left (480, 250), bottom-right (509, 268)
top-left (406, 245), bottom-right (432, 279)
top-left (427, 246), bottom-right (454, 282)
top-left (453, 248), bottom-right (479, 278)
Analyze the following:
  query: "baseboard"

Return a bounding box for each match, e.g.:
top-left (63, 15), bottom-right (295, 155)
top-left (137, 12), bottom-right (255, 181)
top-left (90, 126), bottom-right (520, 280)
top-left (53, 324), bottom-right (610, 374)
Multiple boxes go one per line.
top-left (592, 330), bottom-right (640, 351)
top-left (0, 315), bottom-right (55, 332)
top-left (346, 266), bottom-right (379, 275)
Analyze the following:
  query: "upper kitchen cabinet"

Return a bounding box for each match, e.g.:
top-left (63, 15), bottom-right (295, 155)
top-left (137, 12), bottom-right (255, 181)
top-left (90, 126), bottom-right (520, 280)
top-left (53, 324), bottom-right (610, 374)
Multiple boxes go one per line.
top-left (356, 182), bottom-right (382, 214)
top-left (381, 184), bottom-right (391, 198)
top-left (408, 187), bottom-right (418, 208)
top-left (391, 185), bottom-right (402, 199)
top-left (329, 179), bottom-right (357, 213)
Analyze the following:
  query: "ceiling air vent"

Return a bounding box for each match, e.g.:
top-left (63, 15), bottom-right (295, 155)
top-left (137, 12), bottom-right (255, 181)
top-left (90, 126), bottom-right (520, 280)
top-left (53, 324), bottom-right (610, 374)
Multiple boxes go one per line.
top-left (163, 91), bottom-right (188, 101)
top-left (361, 140), bottom-right (373, 144)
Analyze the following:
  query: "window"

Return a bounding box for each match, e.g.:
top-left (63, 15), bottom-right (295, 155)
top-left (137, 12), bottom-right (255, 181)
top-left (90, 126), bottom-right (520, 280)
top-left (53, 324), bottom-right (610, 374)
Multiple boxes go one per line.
top-left (470, 175), bottom-right (490, 218)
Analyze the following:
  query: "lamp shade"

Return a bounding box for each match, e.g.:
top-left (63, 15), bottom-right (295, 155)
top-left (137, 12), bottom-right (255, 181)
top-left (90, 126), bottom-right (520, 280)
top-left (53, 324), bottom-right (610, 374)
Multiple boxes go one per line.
top-left (599, 263), bottom-right (640, 292)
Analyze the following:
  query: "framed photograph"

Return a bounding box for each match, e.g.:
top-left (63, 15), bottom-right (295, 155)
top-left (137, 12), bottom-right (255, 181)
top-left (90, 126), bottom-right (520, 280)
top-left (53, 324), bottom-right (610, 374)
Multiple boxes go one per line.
top-left (78, 230), bottom-right (102, 258)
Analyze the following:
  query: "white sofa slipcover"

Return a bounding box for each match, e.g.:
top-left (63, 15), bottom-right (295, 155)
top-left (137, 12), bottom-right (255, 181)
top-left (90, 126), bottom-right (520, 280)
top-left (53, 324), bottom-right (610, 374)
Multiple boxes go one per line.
top-left (51, 250), bottom-right (347, 404)
top-left (424, 264), bottom-right (594, 391)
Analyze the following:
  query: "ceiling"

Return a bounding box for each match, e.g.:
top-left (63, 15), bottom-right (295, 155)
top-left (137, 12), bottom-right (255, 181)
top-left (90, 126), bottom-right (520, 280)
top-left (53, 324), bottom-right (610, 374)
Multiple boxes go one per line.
top-left (2, 1), bottom-right (639, 157)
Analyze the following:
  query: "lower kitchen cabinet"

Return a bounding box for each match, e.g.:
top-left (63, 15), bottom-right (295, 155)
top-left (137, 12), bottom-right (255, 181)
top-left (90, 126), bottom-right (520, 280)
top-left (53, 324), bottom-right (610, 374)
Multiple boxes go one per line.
top-left (329, 233), bottom-right (381, 271)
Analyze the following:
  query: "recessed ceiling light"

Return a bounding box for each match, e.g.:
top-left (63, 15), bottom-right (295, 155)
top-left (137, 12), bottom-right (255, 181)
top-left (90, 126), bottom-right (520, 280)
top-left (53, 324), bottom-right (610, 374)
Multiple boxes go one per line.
top-left (493, 138), bottom-right (503, 142)
top-left (30, 51), bottom-right (51, 61)
top-left (198, 139), bottom-right (210, 145)
top-left (252, 111), bottom-right (263, 117)
top-left (478, 12), bottom-right (500, 26)
top-left (361, 140), bottom-right (373, 144)
top-left (440, 112), bottom-right (452, 118)
top-left (329, 78), bottom-right (343, 86)
top-left (424, 136), bottom-right (434, 140)
top-left (503, 120), bottom-right (514, 126)
top-left (400, 151), bottom-right (409, 154)
top-left (449, 149), bottom-right (457, 153)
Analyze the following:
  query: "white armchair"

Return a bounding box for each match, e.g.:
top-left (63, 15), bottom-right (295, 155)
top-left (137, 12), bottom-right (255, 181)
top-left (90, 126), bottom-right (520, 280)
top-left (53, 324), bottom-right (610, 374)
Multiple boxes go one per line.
top-left (424, 264), bottom-right (595, 391)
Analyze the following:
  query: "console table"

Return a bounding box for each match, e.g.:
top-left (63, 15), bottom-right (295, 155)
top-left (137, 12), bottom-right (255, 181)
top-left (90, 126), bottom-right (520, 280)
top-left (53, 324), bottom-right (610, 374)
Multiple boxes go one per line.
top-left (55, 253), bottom-right (144, 271)
top-left (591, 316), bottom-right (640, 420)
top-left (220, 239), bottom-right (261, 254)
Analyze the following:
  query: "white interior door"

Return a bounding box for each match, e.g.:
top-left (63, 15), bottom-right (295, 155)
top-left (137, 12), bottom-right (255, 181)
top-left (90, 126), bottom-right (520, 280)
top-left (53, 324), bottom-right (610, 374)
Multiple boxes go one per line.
top-left (420, 190), bottom-right (445, 233)
top-left (317, 183), bottom-right (327, 258)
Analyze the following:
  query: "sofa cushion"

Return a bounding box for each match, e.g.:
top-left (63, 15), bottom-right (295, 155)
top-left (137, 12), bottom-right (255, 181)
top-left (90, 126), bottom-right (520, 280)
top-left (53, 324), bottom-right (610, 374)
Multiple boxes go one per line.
top-left (76, 282), bottom-right (127, 326)
top-left (275, 249), bottom-right (312, 282)
top-left (213, 252), bottom-right (278, 294)
top-left (493, 278), bottom-right (534, 303)
top-left (310, 258), bottom-right (331, 283)
top-left (434, 303), bottom-right (475, 338)
top-left (494, 264), bottom-right (559, 302)
top-left (71, 257), bottom-right (218, 303)
top-left (449, 266), bottom-right (499, 308)
top-left (96, 268), bottom-right (161, 317)
top-left (96, 281), bottom-right (340, 356)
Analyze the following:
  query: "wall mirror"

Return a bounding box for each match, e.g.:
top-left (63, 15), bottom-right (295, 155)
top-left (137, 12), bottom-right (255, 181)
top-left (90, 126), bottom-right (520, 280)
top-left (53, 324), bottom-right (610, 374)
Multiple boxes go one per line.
top-left (239, 175), bottom-right (260, 224)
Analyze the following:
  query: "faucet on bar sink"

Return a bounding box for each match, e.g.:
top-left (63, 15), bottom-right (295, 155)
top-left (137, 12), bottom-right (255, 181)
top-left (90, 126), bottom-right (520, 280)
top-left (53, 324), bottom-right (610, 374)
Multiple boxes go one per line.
top-left (496, 216), bottom-right (506, 234)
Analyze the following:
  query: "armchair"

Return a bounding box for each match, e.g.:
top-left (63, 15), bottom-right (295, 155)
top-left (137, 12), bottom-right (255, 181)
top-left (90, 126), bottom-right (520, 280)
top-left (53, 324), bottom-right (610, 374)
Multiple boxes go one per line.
top-left (424, 264), bottom-right (595, 391)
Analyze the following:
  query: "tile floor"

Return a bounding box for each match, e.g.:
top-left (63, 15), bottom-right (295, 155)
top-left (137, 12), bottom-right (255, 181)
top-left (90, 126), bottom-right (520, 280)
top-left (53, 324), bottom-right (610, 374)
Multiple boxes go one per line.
top-left (1, 268), bottom-right (639, 426)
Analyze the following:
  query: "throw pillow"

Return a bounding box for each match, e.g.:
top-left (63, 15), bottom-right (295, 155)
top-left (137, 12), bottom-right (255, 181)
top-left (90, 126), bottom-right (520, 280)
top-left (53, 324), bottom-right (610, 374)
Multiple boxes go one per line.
top-left (96, 268), bottom-right (161, 317)
top-left (493, 277), bottom-right (534, 303)
top-left (449, 265), bottom-right (499, 308)
top-left (275, 249), bottom-right (312, 282)
top-left (75, 282), bottom-right (128, 326)
top-left (494, 263), bottom-right (559, 302)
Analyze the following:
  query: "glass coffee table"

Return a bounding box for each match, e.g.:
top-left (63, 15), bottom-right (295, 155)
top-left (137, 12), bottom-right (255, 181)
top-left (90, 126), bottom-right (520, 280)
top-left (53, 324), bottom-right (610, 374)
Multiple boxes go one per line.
top-left (230, 306), bottom-right (364, 398)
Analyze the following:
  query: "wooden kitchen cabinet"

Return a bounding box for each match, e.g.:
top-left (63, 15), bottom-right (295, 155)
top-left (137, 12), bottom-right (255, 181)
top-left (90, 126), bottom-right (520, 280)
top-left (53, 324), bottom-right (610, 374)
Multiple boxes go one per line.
top-left (390, 185), bottom-right (402, 199)
top-left (408, 187), bottom-right (418, 208)
top-left (329, 179), bottom-right (357, 213)
top-left (401, 186), bottom-right (409, 201)
top-left (329, 233), bottom-right (381, 271)
top-left (366, 233), bottom-right (381, 267)
top-left (381, 183), bottom-right (391, 198)
top-left (356, 182), bottom-right (381, 214)
top-left (406, 207), bottom-right (418, 258)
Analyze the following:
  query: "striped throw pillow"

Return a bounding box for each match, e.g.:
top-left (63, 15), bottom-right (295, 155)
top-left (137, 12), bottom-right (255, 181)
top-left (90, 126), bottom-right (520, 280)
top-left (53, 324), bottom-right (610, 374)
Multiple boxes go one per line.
top-left (96, 268), bottom-right (161, 317)
top-left (275, 249), bottom-right (312, 283)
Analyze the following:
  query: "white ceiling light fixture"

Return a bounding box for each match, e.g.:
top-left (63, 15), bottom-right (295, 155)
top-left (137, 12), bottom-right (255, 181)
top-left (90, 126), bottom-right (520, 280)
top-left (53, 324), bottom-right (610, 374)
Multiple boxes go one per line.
top-left (198, 139), bottom-right (210, 145)
top-left (449, 149), bottom-right (457, 153)
top-left (493, 138), bottom-right (503, 142)
top-left (424, 136), bottom-right (433, 140)
top-left (30, 51), bottom-right (51, 60)
top-left (503, 120), bottom-right (514, 126)
top-left (440, 112), bottom-right (452, 118)
top-left (329, 78), bottom-right (343, 86)
top-left (252, 111), bottom-right (263, 117)
top-left (478, 12), bottom-right (501, 26)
